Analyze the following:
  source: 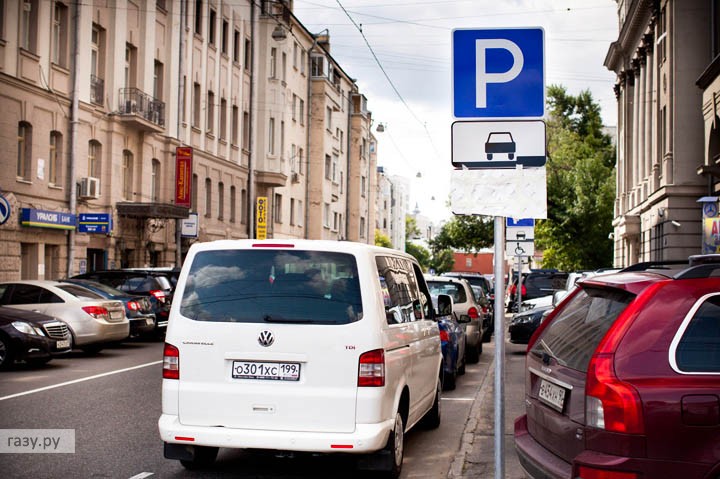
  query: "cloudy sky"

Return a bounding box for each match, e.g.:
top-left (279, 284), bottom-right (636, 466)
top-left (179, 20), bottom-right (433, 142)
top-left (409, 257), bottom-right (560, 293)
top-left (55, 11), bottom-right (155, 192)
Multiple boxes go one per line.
top-left (292, 0), bottom-right (619, 222)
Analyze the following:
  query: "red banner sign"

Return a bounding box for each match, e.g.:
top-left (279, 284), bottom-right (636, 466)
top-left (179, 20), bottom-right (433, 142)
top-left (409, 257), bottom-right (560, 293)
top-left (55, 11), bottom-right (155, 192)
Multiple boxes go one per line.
top-left (175, 147), bottom-right (193, 207)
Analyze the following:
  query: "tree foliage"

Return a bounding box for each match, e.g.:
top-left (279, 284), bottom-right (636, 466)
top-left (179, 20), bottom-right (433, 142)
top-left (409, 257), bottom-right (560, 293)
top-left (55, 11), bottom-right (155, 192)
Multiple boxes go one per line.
top-left (405, 241), bottom-right (431, 271)
top-left (429, 215), bottom-right (494, 254)
top-left (537, 85), bottom-right (616, 270)
top-left (429, 248), bottom-right (455, 274)
top-left (374, 229), bottom-right (392, 248)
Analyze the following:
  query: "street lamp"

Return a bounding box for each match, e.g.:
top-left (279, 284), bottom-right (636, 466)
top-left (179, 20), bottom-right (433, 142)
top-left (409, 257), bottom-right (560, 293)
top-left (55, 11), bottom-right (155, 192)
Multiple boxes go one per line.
top-left (376, 122), bottom-right (386, 133)
top-left (271, 24), bottom-right (287, 41)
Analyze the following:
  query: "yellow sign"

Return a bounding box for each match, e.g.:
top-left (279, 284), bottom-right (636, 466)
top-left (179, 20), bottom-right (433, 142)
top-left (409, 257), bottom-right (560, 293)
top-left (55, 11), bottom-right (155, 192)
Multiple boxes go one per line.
top-left (256, 197), bottom-right (267, 240)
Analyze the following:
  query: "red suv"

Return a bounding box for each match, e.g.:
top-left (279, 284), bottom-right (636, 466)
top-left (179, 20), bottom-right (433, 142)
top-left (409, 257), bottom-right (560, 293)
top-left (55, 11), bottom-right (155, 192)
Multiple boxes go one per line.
top-left (514, 255), bottom-right (720, 479)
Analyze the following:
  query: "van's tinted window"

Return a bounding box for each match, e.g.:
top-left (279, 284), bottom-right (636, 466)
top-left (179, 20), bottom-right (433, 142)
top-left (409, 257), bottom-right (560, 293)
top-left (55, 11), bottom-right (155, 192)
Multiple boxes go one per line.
top-left (376, 256), bottom-right (424, 324)
top-left (676, 294), bottom-right (720, 373)
top-left (180, 249), bottom-right (362, 324)
top-left (530, 287), bottom-right (634, 372)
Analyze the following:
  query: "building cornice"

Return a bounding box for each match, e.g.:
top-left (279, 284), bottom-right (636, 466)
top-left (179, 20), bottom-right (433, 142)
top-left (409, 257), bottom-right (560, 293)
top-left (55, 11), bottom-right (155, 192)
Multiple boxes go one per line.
top-left (604, 0), bottom-right (654, 73)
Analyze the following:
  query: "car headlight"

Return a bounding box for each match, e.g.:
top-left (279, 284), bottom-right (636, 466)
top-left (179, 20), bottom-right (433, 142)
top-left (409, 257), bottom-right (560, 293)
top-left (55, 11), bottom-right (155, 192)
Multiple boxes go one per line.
top-left (12, 321), bottom-right (44, 336)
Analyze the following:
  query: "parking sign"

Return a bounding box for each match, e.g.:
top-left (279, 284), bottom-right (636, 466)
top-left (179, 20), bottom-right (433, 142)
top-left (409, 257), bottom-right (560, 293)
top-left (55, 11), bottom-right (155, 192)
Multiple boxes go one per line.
top-left (453, 28), bottom-right (544, 118)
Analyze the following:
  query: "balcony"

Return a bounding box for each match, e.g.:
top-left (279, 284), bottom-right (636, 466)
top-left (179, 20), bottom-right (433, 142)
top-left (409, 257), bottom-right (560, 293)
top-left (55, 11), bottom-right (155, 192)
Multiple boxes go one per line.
top-left (90, 75), bottom-right (104, 105)
top-left (117, 88), bottom-right (165, 132)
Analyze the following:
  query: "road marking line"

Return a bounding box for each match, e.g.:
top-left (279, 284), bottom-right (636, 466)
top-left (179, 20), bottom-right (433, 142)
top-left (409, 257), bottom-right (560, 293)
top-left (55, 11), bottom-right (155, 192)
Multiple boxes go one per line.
top-left (128, 473), bottom-right (154, 479)
top-left (441, 397), bottom-right (475, 401)
top-left (0, 361), bottom-right (163, 402)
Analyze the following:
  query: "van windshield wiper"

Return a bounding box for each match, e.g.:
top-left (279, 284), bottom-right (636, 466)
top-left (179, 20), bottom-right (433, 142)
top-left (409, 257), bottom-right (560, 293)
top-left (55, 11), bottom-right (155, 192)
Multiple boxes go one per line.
top-left (539, 339), bottom-right (566, 366)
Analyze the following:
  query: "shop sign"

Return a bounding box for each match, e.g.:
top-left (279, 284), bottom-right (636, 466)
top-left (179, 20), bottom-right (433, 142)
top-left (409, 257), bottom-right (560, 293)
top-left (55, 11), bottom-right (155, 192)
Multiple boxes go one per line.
top-left (21, 208), bottom-right (76, 230)
top-left (78, 213), bottom-right (112, 234)
top-left (175, 147), bottom-right (193, 208)
top-left (256, 197), bottom-right (267, 240)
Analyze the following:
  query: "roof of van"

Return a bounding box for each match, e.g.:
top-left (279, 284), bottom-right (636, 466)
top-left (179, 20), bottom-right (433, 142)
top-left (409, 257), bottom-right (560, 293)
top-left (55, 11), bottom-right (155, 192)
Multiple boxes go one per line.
top-left (187, 239), bottom-right (413, 257)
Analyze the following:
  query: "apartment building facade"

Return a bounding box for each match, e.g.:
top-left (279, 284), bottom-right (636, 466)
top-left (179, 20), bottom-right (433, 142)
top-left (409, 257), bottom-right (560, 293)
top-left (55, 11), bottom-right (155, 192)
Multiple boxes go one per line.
top-left (0, 0), bottom-right (386, 282)
top-left (605, 0), bottom-right (711, 266)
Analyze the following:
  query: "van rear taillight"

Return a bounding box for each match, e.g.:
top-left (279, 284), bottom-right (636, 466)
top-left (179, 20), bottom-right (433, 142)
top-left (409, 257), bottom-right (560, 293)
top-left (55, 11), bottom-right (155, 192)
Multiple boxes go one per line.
top-left (358, 349), bottom-right (384, 387)
top-left (576, 465), bottom-right (639, 479)
top-left (163, 343), bottom-right (180, 380)
top-left (585, 353), bottom-right (644, 434)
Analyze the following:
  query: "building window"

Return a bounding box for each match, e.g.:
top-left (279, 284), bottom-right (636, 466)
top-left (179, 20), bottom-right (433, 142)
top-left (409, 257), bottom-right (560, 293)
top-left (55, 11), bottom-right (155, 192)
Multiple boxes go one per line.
top-left (293, 42), bottom-right (298, 69)
top-left (298, 147), bottom-right (304, 174)
top-left (324, 203), bottom-right (330, 228)
top-left (207, 90), bottom-right (215, 132)
top-left (208, 8), bottom-right (216, 46)
top-left (218, 182), bottom-right (224, 220)
top-left (194, 0), bottom-right (203, 35)
top-left (191, 174), bottom-right (198, 213)
top-left (274, 193), bottom-right (282, 224)
top-left (124, 43), bottom-right (137, 89)
top-left (88, 140), bottom-right (101, 178)
top-left (90, 24), bottom-right (105, 105)
top-left (52, 2), bottom-right (69, 67)
top-left (333, 212), bottom-right (339, 231)
top-left (20, 0), bottom-right (38, 53)
top-left (299, 99), bottom-right (305, 125)
top-left (300, 49), bottom-right (306, 75)
top-left (325, 155), bottom-right (332, 180)
top-left (297, 200), bottom-right (303, 226)
top-left (658, 6), bottom-right (667, 63)
top-left (332, 154), bottom-right (339, 182)
top-left (17, 122), bottom-right (32, 180)
top-left (326, 107), bottom-right (332, 131)
top-left (220, 98), bottom-right (227, 140)
top-left (230, 185), bottom-right (236, 222)
top-left (268, 118), bottom-right (275, 155)
top-left (241, 188), bottom-right (248, 224)
top-left (151, 158), bottom-right (160, 202)
top-left (244, 38), bottom-right (251, 70)
top-left (232, 105), bottom-right (239, 145)
top-left (292, 94), bottom-right (297, 121)
top-left (233, 29), bottom-right (240, 63)
top-left (49, 131), bottom-right (62, 185)
top-left (270, 47), bottom-right (277, 78)
top-left (290, 198), bottom-right (295, 225)
top-left (153, 60), bottom-right (164, 101)
top-left (193, 82), bottom-right (201, 127)
top-left (361, 175), bottom-right (367, 197)
top-left (122, 150), bottom-right (133, 200)
top-left (281, 52), bottom-right (287, 82)
top-left (280, 121), bottom-right (285, 159)
top-left (243, 111), bottom-right (250, 149)
top-left (221, 18), bottom-right (228, 54)
top-left (291, 144), bottom-right (297, 172)
top-left (360, 217), bottom-right (366, 238)
top-left (205, 178), bottom-right (212, 218)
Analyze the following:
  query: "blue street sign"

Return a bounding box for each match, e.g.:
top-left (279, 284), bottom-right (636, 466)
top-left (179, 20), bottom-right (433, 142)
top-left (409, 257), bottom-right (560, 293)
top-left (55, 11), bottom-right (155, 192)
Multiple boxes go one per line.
top-left (506, 218), bottom-right (535, 227)
top-left (453, 28), bottom-right (544, 118)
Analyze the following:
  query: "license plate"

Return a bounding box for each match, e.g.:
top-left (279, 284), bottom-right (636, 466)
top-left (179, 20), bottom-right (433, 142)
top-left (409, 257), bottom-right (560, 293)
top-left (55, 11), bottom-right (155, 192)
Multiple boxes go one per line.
top-left (538, 378), bottom-right (566, 412)
top-left (232, 361), bottom-right (300, 381)
top-left (56, 339), bottom-right (70, 349)
top-left (145, 317), bottom-right (154, 325)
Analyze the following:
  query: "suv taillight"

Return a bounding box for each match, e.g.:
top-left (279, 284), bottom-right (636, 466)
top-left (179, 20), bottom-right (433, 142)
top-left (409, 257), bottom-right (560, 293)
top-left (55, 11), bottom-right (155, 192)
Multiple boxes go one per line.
top-left (358, 349), bottom-right (384, 387)
top-left (127, 300), bottom-right (140, 311)
top-left (150, 290), bottom-right (167, 303)
top-left (467, 306), bottom-right (479, 319)
top-left (521, 284), bottom-right (527, 296)
top-left (82, 306), bottom-right (109, 320)
top-left (163, 343), bottom-right (180, 379)
top-left (585, 353), bottom-right (644, 434)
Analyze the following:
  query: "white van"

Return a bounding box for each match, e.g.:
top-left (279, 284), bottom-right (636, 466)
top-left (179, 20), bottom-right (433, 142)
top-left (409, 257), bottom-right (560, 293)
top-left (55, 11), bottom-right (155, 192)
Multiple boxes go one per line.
top-left (159, 240), bottom-right (443, 477)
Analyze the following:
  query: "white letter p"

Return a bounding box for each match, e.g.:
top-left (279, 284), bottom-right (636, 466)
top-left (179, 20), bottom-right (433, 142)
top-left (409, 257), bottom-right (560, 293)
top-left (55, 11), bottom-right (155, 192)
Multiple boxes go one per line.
top-left (475, 39), bottom-right (524, 109)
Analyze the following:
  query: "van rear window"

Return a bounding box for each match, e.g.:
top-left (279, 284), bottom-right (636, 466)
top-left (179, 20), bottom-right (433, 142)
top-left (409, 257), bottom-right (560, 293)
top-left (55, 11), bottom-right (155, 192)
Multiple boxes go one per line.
top-left (529, 286), bottom-right (634, 372)
top-left (180, 250), bottom-right (362, 324)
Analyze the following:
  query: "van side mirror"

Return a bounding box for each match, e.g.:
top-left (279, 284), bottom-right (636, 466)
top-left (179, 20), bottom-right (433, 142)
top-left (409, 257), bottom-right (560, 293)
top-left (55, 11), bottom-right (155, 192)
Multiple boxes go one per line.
top-left (436, 294), bottom-right (453, 316)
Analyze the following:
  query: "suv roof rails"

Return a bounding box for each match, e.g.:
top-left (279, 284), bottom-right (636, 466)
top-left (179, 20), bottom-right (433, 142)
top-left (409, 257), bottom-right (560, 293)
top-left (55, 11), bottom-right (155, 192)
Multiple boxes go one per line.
top-left (619, 260), bottom-right (688, 273)
top-left (674, 263), bottom-right (720, 280)
top-left (688, 254), bottom-right (720, 266)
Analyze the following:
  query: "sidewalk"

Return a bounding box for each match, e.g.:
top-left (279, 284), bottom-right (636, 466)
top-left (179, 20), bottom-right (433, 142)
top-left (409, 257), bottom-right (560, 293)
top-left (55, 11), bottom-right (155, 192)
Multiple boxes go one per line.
top-left (448, 339), bottom-right (528, 479)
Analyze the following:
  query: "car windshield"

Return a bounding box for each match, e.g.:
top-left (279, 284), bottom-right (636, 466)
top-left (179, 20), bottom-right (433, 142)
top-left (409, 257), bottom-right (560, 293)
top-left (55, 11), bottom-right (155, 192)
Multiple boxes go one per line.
top-left (427, 281), bottom-right (467, 303)
top-left (529, 286), bottom-right (634, 372)
top-left (180, 249), bottom-right (362, 324)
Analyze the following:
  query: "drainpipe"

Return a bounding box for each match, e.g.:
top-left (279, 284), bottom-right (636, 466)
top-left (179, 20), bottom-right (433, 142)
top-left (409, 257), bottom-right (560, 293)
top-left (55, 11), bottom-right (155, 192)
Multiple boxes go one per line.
top-left (175, 0), bottom-right (186, 267)
top-left (248, 1), bottom-right (256, 238)
top-left (67, 1), bottom-right (81, 276)
top-left (304, 40), bottom-right (313, 238)
top-left (344, 91), bottom-right (351, 240)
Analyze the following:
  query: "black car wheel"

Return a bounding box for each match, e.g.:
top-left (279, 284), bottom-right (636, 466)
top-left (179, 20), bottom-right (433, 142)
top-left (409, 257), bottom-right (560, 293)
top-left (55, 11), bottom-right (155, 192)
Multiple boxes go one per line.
top-left (443, 367), bottom-right (456, 391)
top-left (0, 334), bottom-right (13, 370)
top-left (378, 412), bottom-right (405, 478)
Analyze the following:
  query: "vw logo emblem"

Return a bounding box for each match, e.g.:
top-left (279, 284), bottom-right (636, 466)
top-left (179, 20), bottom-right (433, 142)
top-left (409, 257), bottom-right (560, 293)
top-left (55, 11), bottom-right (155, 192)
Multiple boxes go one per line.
top-left (258, 330), bottom-right (274, 347)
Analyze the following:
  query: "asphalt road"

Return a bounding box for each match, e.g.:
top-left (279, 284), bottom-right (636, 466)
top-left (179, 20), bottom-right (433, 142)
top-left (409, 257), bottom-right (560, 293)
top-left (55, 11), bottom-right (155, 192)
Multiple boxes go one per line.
top-left (0, 338), bottom-right (500, 478)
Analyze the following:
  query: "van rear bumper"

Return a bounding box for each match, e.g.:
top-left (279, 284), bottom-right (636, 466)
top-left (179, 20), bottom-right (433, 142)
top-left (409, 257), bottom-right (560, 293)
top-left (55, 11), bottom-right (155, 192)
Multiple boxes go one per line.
top-left (159, 414), bottom-right (393, 453)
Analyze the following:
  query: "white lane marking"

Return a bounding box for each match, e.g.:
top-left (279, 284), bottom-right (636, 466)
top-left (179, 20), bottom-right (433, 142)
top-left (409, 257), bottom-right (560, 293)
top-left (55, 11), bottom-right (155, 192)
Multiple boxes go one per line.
top-left (0, 361), bottom-right (163, 402)
top-left (128, 473), bottom-right (154, 479)
top-left (441, 397), bottom-right (475, 401)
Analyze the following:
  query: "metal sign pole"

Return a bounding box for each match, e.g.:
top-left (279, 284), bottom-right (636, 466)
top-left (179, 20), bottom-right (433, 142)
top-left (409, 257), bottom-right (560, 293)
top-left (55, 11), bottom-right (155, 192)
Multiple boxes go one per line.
top-left (516, 254), bottom-right (522, 310)
top-left (493, 216), bottom-right (506, 479)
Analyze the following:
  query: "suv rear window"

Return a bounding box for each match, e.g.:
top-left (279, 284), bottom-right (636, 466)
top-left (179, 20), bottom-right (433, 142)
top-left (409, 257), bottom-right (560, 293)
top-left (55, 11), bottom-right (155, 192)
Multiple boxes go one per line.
top-left (427, 281), bottom-right (467, 303)
top-left (180, 250), bottom-right (362, 324)
top-left (675, 294), bottom-right (720, 373)
top-left (529, 286), bottom-right (634, 372)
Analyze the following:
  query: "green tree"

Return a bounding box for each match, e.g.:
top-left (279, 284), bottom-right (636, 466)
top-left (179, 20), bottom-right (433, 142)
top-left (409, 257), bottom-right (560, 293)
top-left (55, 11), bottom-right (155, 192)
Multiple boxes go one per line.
top-left (406, 215), bottom-right (421, 240)
top-left (429, 215), bottom-right (494, 254)
top-left (374, 229), bottom-right (392, 248)
top-left (536, 85), bottom-right (616, 270)
top-left (429, 248), bottom-right (455, 274)
top-left (405, 241), bottom-right (431, 271)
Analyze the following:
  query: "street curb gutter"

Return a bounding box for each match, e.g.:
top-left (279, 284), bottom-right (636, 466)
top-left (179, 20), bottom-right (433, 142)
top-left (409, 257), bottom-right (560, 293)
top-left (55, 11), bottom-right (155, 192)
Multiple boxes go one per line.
top-left (447, 355), bottom-right (495, 479)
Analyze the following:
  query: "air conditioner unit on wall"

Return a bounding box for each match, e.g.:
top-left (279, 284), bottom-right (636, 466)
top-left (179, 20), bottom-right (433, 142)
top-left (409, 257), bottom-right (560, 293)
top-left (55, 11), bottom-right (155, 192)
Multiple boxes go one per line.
top-left (79, 177), bottom-right (101, 199)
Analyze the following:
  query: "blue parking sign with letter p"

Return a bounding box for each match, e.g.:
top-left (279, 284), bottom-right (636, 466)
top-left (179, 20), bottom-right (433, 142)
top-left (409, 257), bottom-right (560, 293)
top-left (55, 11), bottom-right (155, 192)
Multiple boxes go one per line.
top-left (453, 28), bottom-right (544, 119)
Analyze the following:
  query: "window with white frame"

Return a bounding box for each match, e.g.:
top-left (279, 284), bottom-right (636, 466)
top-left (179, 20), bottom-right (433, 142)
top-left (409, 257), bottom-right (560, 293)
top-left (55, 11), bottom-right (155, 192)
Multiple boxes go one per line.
top-left (151, 158), bottom-right (160, 202)
top-left (323, 203), bottom-right (330, 227)
top-left (122, 150), bottom-right (133, 200)
top-left (205, 178), bottom-right (212, 218)
top-left (270, 47), bottom-right (277, 78)
top-left (274, 193), bottom-right (282, 223)
top-left (290, 198), bottom-right (295, 225)
top-left (207, 90), bottom-right (215, 132)
top-left (88, 140), bottom-right (100, 179)
top-left (49, 131), bottom-right (61, 185)
top-left (218, 182), bottom-right (224, 220)
top-left (325, 155), bottom-right (331, 180)
top-left (230, 185), bottom-right (236, 223)
top-left (52, 2), bottom-right (69, 67)
top-left (269, 118), bottom-right (275, 155)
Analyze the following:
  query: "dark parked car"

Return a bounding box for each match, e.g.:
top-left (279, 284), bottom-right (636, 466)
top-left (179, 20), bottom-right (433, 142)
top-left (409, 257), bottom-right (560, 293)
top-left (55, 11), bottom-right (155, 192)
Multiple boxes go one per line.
top-left (433, 294), bottom-right (467, 391)
top-left (70, 270), bottom-right (173, 335)
top-left (507, 302), bottom-right (553, 344)
top-left (514, 255), bottom-right (720, 479)
top-left (61, 279), bottom-right (156, 338)
top-left (506, 269), bottom-right (566, 313)
top-left (0, 306), bottom-right (72, 369)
